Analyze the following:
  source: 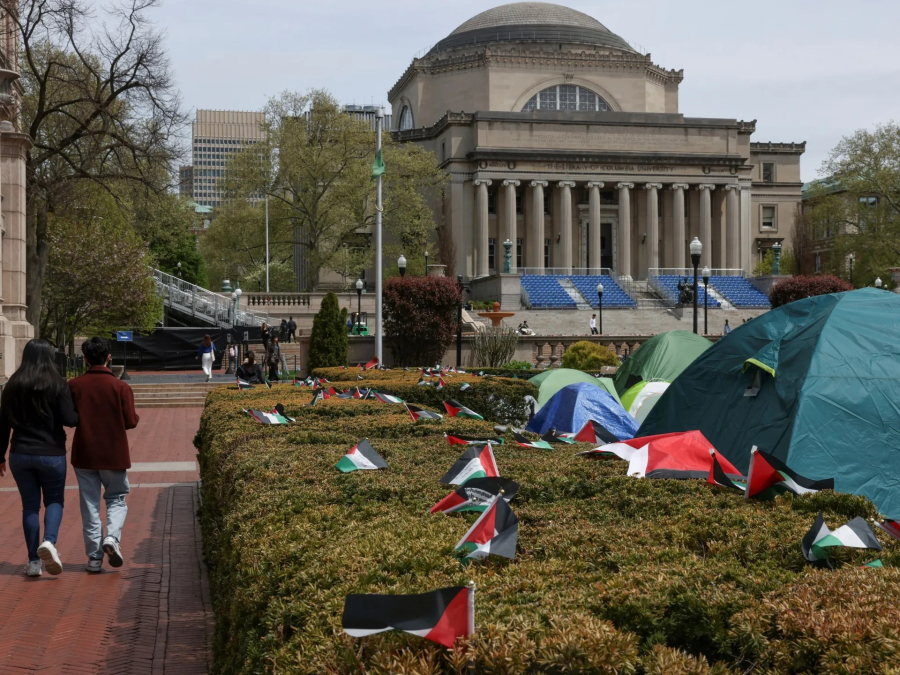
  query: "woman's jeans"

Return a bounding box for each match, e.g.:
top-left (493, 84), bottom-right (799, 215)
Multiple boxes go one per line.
top-left (9, 453), bottom-right (67, 562)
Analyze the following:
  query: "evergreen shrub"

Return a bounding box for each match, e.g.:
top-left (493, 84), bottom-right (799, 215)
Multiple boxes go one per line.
top-left (307, 292), bottom-right (348, 372)
top-left (562, 340), bottom-right (620, 369)
top-left (769, 275), bottom-right (853, 308)
top-left (383, 276), bottom-right (461, 367)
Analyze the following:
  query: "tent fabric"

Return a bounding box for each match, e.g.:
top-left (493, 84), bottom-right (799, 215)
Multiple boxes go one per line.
top-left (596, 431), bottom-right (741, 480)
top-left (639, 288), bottom-right (900, 519)
top-left (525, 382), bottom-right (638, 440)
top-left (613, 331), bottom-right (712, 394)
top-left (621, 381), bottom-right (670, 424)
top-left (530, 368), bottom-right (621, 407)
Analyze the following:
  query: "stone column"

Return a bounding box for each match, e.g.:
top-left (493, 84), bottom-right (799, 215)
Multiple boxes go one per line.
top-left (587, 182), bottom-right (604, 271)
top-left (502, 180), bottom-right (520, 272)
top-left (670, 184), bottom-right (689, 270)
top-left (725, 185), bottom-right (741, 270)
top-left (474, 179), bottom-right (492, 277)
top-left (698, 184), bottom-right (715, 268)
top-left (529, 181), bottom-right (548, 269)
top-left (616, 182), bottom-right (634, 278)
top-left (557, 181), bottom-right (576, 273)
top-left (644, 183), bottom-right (662, 273)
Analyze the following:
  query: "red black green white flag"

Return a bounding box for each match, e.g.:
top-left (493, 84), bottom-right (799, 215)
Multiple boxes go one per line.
top-left (707, 449), bottom-right (745, 491)
top-left (459, 383), bottom-right (471, 392)
top-left (362, 356), bottom-right (379, 370)
top-left (874, 519), bottom-right (900, 542)
top-left (374, 391), bottom-right (404, 404)
top-left (237, 378), bottom-right (254, 390)
top-left (244, 405), bottom-right (293, 425)
top-left (540, 429), bottom-right (576, 445)
top-left (436, 377), bottom-right (445, 390)
top-left (440, 445), bottom-right (499, 485)
top-left (357, 373), bottom-right (364, 381)
top-left (444, 399), bottom-right (484, 420)
top-left (430, 477), bottom-right (520, 514)
top-left (444, 434), bottom-right (503, 446)
top-left (573, 420), bottom-right (621, 445)
top-left (802, 513), bottom-right (883, 568)
top-left (342, 585), bottom-right (474, 647)
top-left (454, 495), bottom-right (519, 561)
top-left (745, 446), bottom-right (834, 500)
top-left (862, 559), bottom-right (884, 568)
top-left (407, 404), bottom-right (443, 421)
top-left (335, 439), bottom-right (389, 472)
top-left (513, 432), bottom-right (553, 450)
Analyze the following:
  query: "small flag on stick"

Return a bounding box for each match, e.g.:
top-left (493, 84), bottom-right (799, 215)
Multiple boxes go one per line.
top-left (430, 477), bottom-right (520, 514)
top-left (444, 399), bottom-right (484, 420)
top-left (335, 439), bottom-right (389, 472)
top-left (454, 496), bottom-right (518, 562)
top-left (707, 449), bottom-right (745, 491)
top-left (407, 404), bottom-right (443, 421)
top-left (745, 446), bottom-right (834, 500)
top-left (513, 432), bottom-right (554, 450)
top-left (874, 519), bottom-right (900, 542)
top-left (440, 445), bottom-right (499, 485)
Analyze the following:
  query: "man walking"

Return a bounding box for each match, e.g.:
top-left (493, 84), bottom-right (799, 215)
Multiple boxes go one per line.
top-left (287, 316), bottom-right (297, 343)
top-left (724, 319), bottom-right (731, 335)
top-left (68, 337), bottom-right (140, 572)
top-left (589, 314), bottom-right (598, 335)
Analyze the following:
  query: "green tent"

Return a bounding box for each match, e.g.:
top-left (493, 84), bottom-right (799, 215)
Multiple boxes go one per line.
top-left (639, 288), bottom-right (900, 519)
top-left (614, 331), bottom-right (712, 394)
top-left (529, 368), bottom-right (621, 407)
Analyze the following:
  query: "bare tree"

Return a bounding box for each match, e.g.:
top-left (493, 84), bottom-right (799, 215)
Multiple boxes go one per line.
top-left (17, 0), bottom-right (185, 326)
top-left (790, 204), bottom-right (816, 276)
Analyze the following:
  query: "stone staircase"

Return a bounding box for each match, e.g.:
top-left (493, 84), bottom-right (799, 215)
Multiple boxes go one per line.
top-left (558, 278), bottom-right (593, 310)
top-left (130, 382), bottom-right (222, 408)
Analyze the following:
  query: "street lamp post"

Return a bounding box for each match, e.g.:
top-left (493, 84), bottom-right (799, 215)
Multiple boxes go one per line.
top-left (848, 252), bottom-right (855, 286)
top-left (231, 285), bottom-right (243, 326)
top-left (876, 277), bottom-right (883, 289)
top-left (456, 275), bottom-right (469, 369)
top-left (424, 251), bottom-right (429, 276)
top-left (702, 266), bottom-right (710, 335)
top-left (690, 237), bottom-right (702, 335)
top-left (596, 282), bottom-right (604, 335)
top-left (225, 333), bottom-right (234, 375)
top-left (398, 255), bottom-right (407, 278)
top-left (177, 262), bottom-right (182, 279)
top-left (355, 278), bottom-right (363, 336)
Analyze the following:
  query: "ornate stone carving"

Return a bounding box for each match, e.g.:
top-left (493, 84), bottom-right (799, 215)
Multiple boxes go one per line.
top-left (502, 179), bottom-right (521, 187)
top-left (586, 181), bottom-right (604, 189)
top-left (724, 184), bottom-right (742, 191)
top-left (616, 182), bottom-right (635, 190)
top-left (670, 183), bottom-right (690, 190)
top-left (643, 182), bottom-right (663, 190)
top-left (530, 180), bottom-right (549, 188)
top-left (697, 184), bottom-right (716, 191)
top-left (473, 179), bottom-right (493, 187)
top-left (557, 181), bottom-right (576, 189)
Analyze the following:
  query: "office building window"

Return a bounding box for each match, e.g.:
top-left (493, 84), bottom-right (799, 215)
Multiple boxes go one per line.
top-left (516, 238), bottom-right (523, 269)
top-left (488, 238), bottom-right (496, 271)
top-left (762, 163), bottom-right (775, 182)
top-left (762, 205), bottom-right (776, 229)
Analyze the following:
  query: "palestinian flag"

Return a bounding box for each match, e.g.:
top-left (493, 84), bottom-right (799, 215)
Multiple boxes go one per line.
top-left (417, 378), bottom-right (431, 386)
top-left (407, 404), bottom-right (443, 422)
top-left (445, 434), bottom-right (503, 446)
top-left (459, 383), bottom-right (471, 392)
top-left (440, 445), bottom-right (499, 485)
top-left (540, 429), bottom-right (576, 445)
top-left (237, 379), bottom-right (254, 390)
top-left (342, 586), bottom-right (473, 648)
top-left (352, 388), bottom-right (364, 399)
top-left (802, 513), bottom-right (882, 567)
top-left (436, 377), bottom-right (445, 390)
top-left (430, 477), bottom-right (520, 514)
top-left (745, 446), bottom-right (834, 500)
top-left (374, 391), bottom-right (404, 404)
top-left (340, 365), bottom-right (348, 370)
top-left (335, 390), bottom-right (354, 399)
top-left (573, 420), bottom-right (621, 445)
top-left (362, 356), bottom-right (379, 370)
top-left (422, 367), bottom-right (433, 376)
top-left (874, 519), bottom-right (900, 542)
top-left (707, 449), bottom-right (744, 491)
top-left (244, 407), bottom-right (292, 425)
top-left (357, 373), bottom-right (364, 381)
top-left (862, 559), bottom-right (884, 568)
top-left (444, 399), bottom-right (484, 420)
top-left (335, 439), bottom-right (389, 472)
top-left (454, 495), bottom-right (518, 561)
top-left (513, 432), bottom-right (553, 450)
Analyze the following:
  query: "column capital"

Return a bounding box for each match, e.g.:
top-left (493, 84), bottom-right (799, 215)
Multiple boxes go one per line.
top-left (616, 182), bottom-right (635, 190)
top-left (724, 184), bottom-right (742, 192)
top-left (473, 179), bottom-right (492, 187)
top-left (557, 181), bottom-right (576, 189)
top-left (502, 179), bottom-right (520, 188)
top-left (530, 180), bottom-right (549, 188)
top-left (697, 184), bottom-right (716, 191)
top-left (586, 181), bottom-right (605, 189)
top-left (670, 183), bottom-right (690, 190)
top-left (643, 182), bottom-right (663, 190)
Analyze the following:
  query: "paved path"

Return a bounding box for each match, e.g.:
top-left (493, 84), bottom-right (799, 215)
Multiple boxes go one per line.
top-left (0, 408), bottom-right (211, 674)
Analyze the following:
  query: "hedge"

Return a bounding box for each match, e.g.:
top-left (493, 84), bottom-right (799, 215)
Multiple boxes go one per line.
top-left (197, 386), bottom-right (900, 675)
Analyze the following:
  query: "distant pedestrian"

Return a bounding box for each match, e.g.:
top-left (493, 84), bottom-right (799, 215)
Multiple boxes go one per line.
top-left (589, 314), bottom-right (598, 335)
top-left (261, 322), bottom-right (271, 352)
top-left (347, 313), bottom-right (355, 333)
top-left (236, 351), bottom-right (266, 384)
top-left (196, 334), bottom-right (216, 382)
top-left (267, 336), bottom-right (281, 382)
top-left (68, 337), bottom-right (140, 573)
top-left (279, 319), bottom-right (288, 341)
top-left (287, 316), bottom-right (297, 343)
top-left (724, 320), bottom-right (731, 335)
top-left (0, 338), bottom-right (78, 576)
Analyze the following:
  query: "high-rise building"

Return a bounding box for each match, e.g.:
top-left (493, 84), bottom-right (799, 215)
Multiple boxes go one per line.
top-left (191, 109), bottom-right (266, 208)
top-left (178, 165), bottom-right (193, 197)
top-left (342, 104), bottom-right (392, 132)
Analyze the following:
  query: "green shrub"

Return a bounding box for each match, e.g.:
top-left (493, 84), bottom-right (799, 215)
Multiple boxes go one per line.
top-left (307, 292), bottom-right (348, 372)
top-left (562, 340), bottom-right (620, 369)
top-left (383, 276), bottom-right (461, 367)
top-left (501, 360), bottom-right (532, 370)
top-left (197, 386), bottom-right (900, 675)
top-left (473, 325), bottom-right (519, 367)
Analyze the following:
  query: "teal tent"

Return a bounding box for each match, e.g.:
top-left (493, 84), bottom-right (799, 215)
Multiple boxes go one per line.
top-left (639, 288), bottom-right (900, 519)
top-left (614, 331), bottom-right (711, 394)
top-left (529, 368), bottom-right (621, 407)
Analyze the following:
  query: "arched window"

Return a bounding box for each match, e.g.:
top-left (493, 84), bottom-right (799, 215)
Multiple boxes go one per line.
top-left (522, 85), bottom-right (611, 112)
top-left (399, 106), bottom-right (413, 131)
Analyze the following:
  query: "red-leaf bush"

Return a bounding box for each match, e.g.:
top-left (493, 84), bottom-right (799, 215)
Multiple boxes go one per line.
top-left (769, 274), bottom-right (853, 308)
top-left (383, 276), bottom-right (461, 367)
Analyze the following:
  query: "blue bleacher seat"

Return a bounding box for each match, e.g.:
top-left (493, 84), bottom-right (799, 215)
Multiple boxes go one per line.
top-left (521, 274), bottom-right (636, 309)
top-left (709, 276), bottom-right (771, 308)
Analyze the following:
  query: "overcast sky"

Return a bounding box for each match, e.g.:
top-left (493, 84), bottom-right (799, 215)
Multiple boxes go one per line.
top-left (153, 0), bottom-right (900, 181)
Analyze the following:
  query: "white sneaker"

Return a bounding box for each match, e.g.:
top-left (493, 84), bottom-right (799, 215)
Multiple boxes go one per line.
top-left (25, 560), bottom-right (42, 577)
top-left (86, 559), bottom-right (103, 574)
top-left (102, 537), bottom-right (124, 568)
top-left (36, 541), bottom-right (63, 575)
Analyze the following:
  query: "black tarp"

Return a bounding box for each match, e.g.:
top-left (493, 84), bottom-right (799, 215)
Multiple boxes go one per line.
top-left (112, 327), bottom-right (262, 371)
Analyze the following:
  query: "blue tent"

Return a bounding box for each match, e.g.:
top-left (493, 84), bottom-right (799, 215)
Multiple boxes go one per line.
top-left (525, 382), bottom-right (638, 440)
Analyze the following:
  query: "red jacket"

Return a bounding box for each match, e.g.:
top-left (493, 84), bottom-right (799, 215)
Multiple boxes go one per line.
top-left (68, 366), bottom-right (140, 470)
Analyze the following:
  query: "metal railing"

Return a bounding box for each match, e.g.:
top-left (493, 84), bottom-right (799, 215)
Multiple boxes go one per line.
top-left (648, 268), bottom-right (746, 278)
top-left (152, 270), bottom-right (276, 328)
top-left (520, 268), bottom-right (614, 277)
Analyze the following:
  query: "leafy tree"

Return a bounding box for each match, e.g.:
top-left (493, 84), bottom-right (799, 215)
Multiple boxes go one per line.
top-left (752, 248), bottom-right (797, 277)
top-left (769, 275), bottom-right (853, 308)
top-left (220, 90), bottom-right (445, 289)
top-left (307, 292), bottom-right (348, 372)
top-left (562, 341), bottom-right (619, 370)
top-left (383, 277), bottom-right (460, 366)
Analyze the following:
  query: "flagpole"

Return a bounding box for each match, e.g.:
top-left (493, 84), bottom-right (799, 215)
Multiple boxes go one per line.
top-left (265, 194), bottom-right (270, 293)
top-left (375, 107), bottom-right (384, 365)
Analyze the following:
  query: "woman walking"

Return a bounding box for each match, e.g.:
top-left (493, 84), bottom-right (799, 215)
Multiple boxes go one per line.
top-left (196, 334), bottom-right (216, 382)
top-left (267, 336), bottom-right (281, 382)
top-left (0, 339), bottom-right (78, 576)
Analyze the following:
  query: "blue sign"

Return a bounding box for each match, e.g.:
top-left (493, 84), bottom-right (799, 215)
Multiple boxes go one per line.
top-left (116, 331), bottom-right (133, 342)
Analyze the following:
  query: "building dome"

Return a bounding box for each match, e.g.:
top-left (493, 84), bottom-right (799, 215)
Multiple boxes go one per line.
top-left (429, 2), bottom-right (635, 55)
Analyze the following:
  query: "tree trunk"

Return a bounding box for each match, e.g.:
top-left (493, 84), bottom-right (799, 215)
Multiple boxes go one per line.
top-left (26, 202), bottom-right (50, 329)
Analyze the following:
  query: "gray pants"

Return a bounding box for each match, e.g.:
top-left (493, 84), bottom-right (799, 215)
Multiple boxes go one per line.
top-left (75, 469), bottom-right (130, 560)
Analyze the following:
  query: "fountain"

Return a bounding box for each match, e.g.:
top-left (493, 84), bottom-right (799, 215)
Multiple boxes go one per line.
top-left (477, 301), bottom-right (515, 327)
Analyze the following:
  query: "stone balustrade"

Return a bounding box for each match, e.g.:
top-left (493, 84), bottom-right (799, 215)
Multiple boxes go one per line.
top-left (243, 292), bottom-right (312, 308)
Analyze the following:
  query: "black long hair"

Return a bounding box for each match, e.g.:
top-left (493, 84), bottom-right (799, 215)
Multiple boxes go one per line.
top-left (1, 338), bottom-right (67, 427)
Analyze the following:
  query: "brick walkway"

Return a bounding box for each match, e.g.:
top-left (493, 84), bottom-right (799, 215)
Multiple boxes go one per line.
top-left (0, 409), bottom-right (211, 674)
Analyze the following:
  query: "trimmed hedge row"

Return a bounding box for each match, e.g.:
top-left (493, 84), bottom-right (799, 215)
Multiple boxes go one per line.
top-left (197, 387), bottom-right (900, 674)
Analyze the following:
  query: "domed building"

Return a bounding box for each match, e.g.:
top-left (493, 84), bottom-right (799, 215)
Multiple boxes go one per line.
top-left (389, 2), bottom-right (804, 283)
